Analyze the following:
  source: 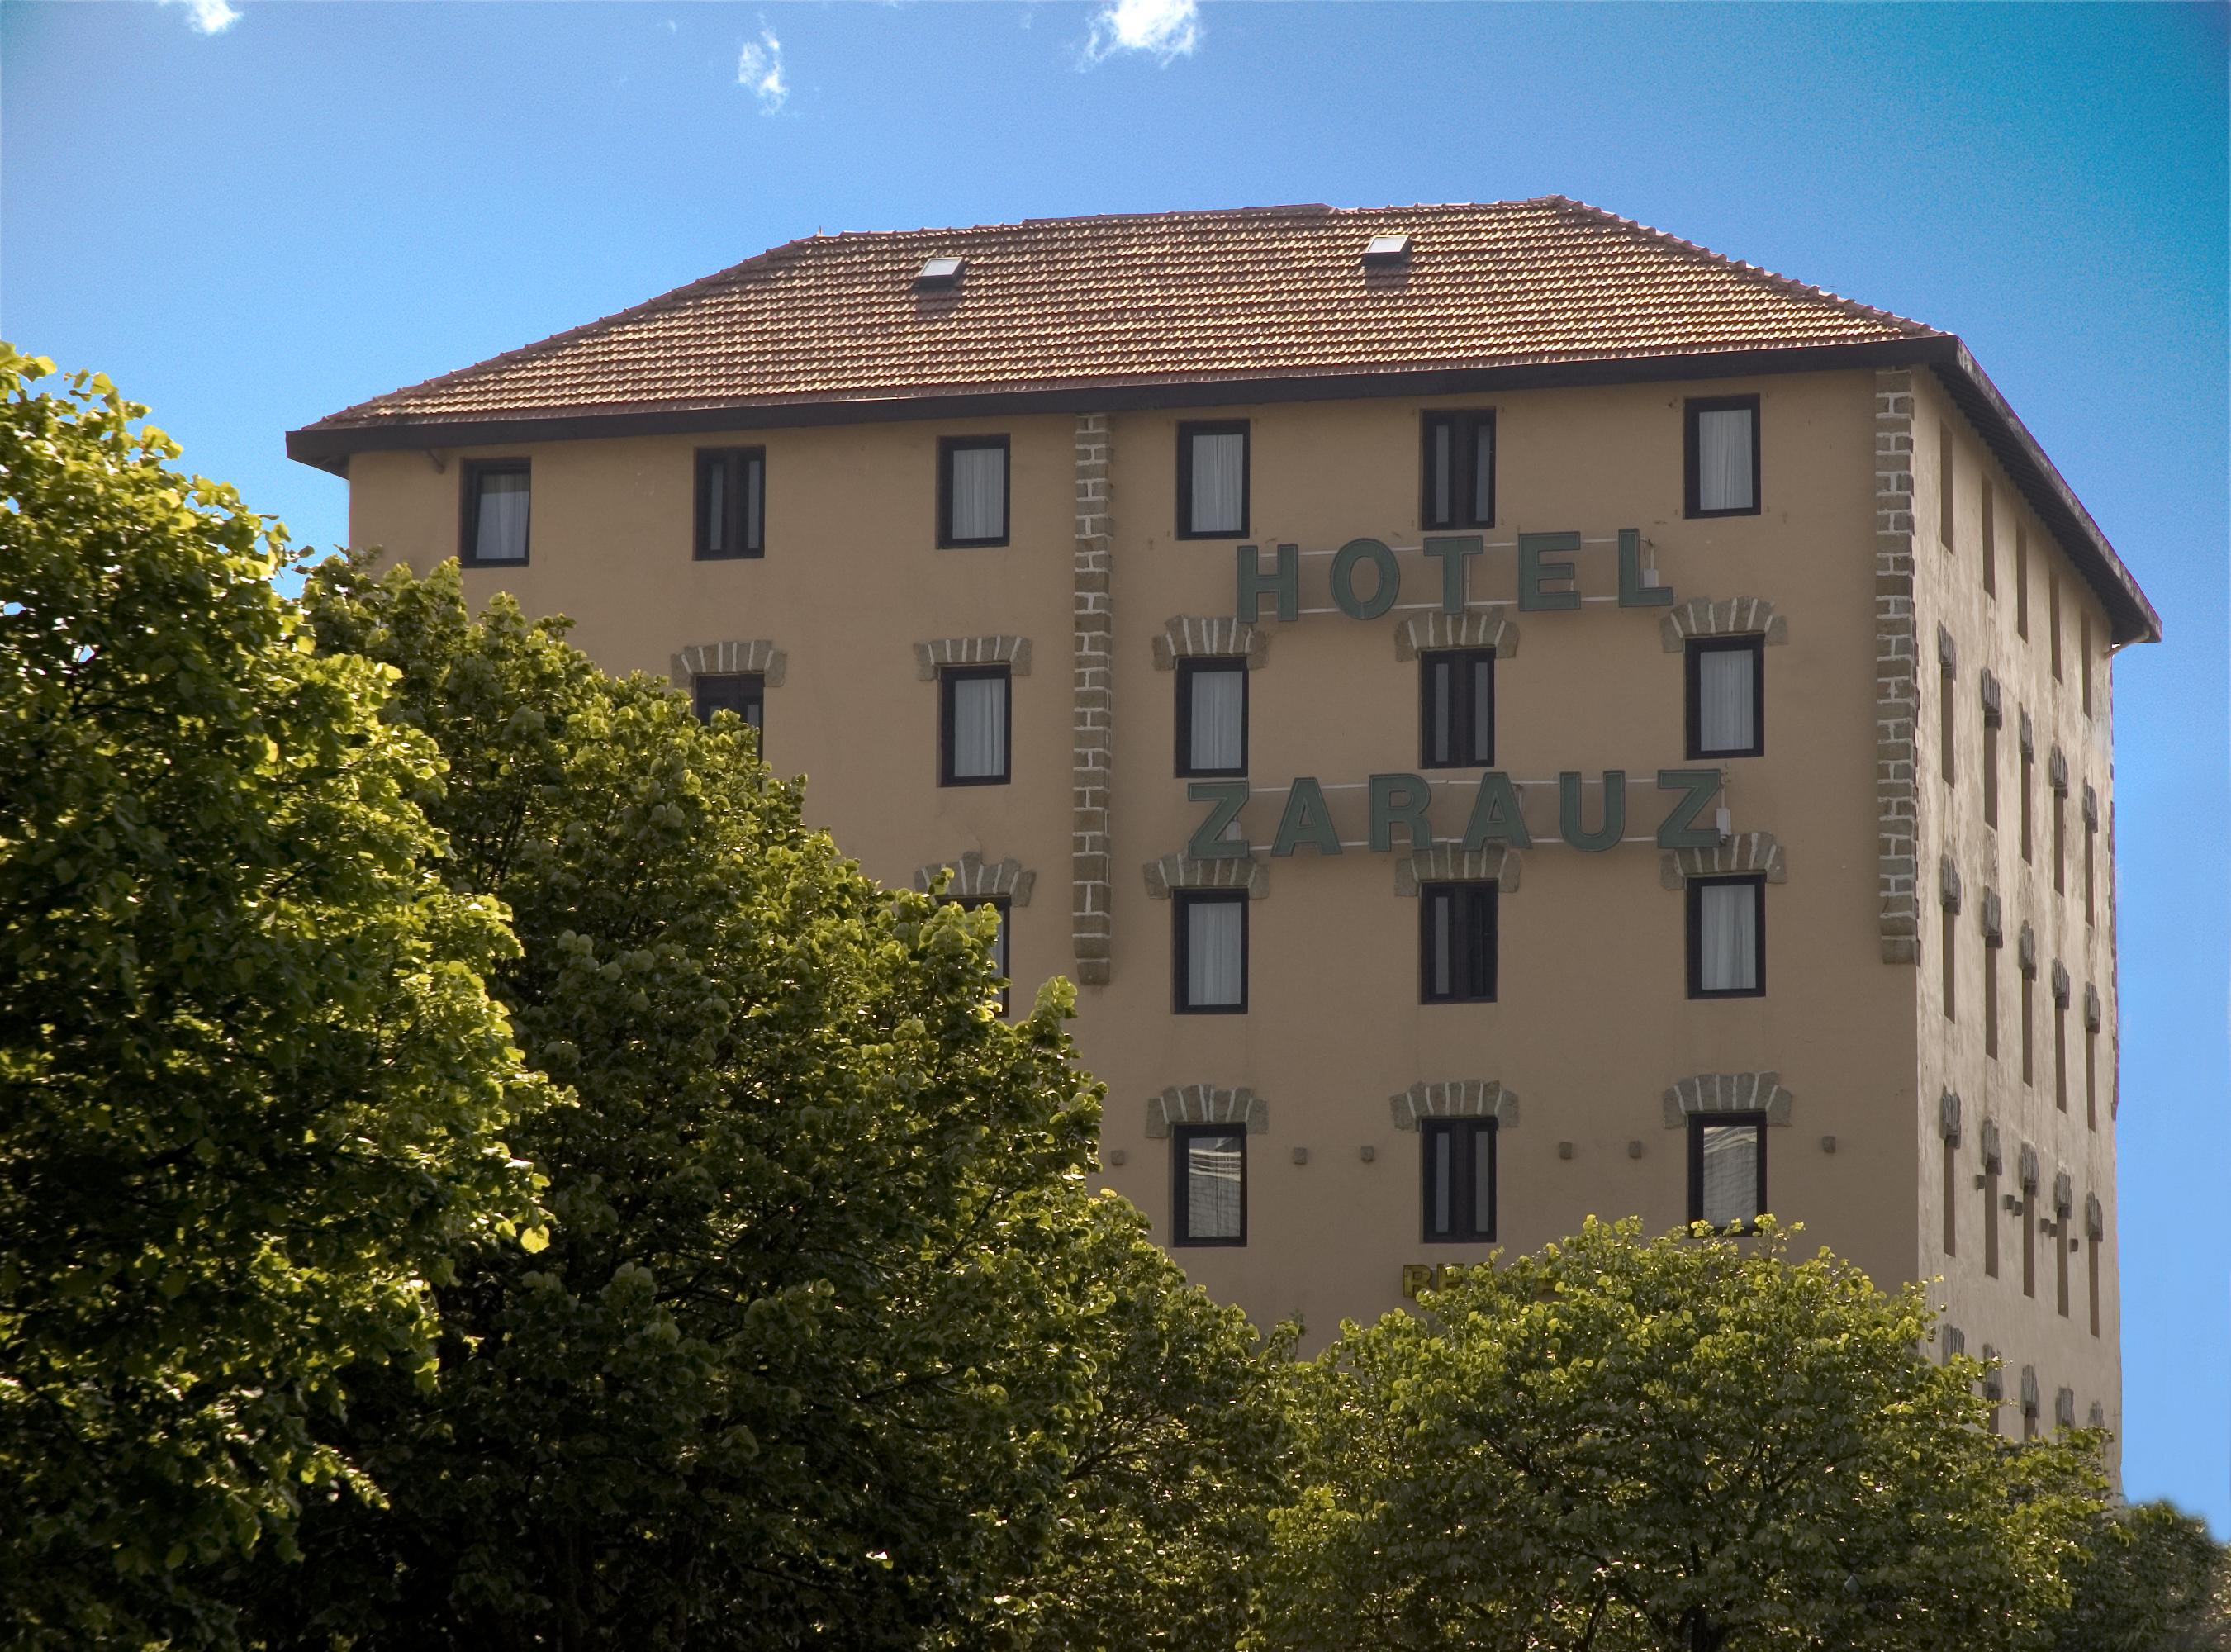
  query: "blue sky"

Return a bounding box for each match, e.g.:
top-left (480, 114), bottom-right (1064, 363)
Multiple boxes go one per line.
top-left (6, 1), bottom-right (2226, 1525)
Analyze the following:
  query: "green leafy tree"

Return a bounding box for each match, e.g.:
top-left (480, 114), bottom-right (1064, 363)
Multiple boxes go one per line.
top-left (0, 349), bottom-right (553, 1647)
top-left (2053, 1498), bottom-right (2227, 1652)
top-left (1255, 1217), bottom-right (2103, 1652)
top-left (225, 558), bottom-right (1289, 1650)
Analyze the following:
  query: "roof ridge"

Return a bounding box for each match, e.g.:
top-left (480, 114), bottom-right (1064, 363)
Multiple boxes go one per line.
top-left (1549, 197), bottom-right (1942, 339)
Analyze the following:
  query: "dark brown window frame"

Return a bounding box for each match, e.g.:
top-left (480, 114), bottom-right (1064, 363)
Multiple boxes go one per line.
top-left (1175, 657), bottom-right (1249, 778)
top-left (1684, 635), bottom-right (1765, 760)
top-left (1687, 872), bottom-right (1767, 999)
top-left (691, 671), bottom-right (764, 743)
top-left (1683, 394), bottom-right (1762, 519)
top-left (1420, 408), bottom-right (1496, 530)
top-left (1418, 648), bottom-right (1496, 770)
top-left (937, 434), bottom-right (1011, 548)
top-left (1172, 889), bottom-right (1248, 1015)
top-left (1175, 420), bottom-right (1251, 540)
top-left (1170, 1123), bottom-right (1248, 1247)
top-left (1418, 881), bottom-right (1498, 1004)
top-left (1687, 1112), bottom-right (1768, 1234)
top-left (1420, 1117), bottom-right (1497, 1244)
top-left (459, 458), bottom-right (532, 567)
top-left (694, 446), bottom-right (766, 560)
top-left (937, 663), bottom-right (1012, 787)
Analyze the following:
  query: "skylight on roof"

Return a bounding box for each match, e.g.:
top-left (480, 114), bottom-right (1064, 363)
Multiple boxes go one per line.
top-left (916, 257), bottom-right (966, 288)
top-left (1361, 234), bottom-right (1412, 267)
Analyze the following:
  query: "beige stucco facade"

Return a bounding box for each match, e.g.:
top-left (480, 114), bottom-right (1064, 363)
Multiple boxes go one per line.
top-left (344, 364), bottom-right (2124, 1458)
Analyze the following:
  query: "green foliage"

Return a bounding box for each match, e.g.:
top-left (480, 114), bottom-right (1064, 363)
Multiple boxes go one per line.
top-left (223, 558), bottom-right (1290, 1650)
top-left (0, 349), bottom-right (553, 1646)
top-left (1255, 1217), bottom-right (2106, 1652)
top-left (2053, 1498), bottom-right (2228, 1652)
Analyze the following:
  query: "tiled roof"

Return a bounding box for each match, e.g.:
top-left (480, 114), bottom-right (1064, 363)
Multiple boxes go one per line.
top-left (299, 197), bottom-right (1940, 430)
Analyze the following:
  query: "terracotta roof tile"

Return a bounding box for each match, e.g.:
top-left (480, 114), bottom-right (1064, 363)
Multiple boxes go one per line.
top-left (301, 197), bottom-right (1940, 430)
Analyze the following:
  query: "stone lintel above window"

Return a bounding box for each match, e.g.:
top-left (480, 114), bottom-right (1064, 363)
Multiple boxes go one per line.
top-left (1397, 610), bottom-right (1520, 660)
top-left (1396, 844), bottom-right (1521, 895)
top-left (1659, 596), bottom-right (1788, 652)
top-left (672, 638), bottom-right (787, 686)
top-left (1142, 853), bottom-right (1268, 900)
top-left (914, 850), bottom-right (1036, 905)
top-left (1662, 1071), bottom-right (1794, 1129)
top-left (1153, 615), bottom-right (1269, 669)
top-left (1659, 830), bottom-right (1785, 890)
top-left (1145, 1083), bottom-right (1265, 1138)
top-left (915, 634), bottom-right (1032, 681)
top-left (1390, 1078), bottom-right (1519, 1132)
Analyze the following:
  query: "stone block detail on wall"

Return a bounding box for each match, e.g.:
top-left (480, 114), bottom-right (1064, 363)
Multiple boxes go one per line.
top-left (1658, 831), bottom-right (1786, 890)
top-left (2053, 1170), bottom-right (2074, 1219)
top-left (1072, 413), bottom-right (1115, 985)
top-left (2055, 1387), bottom-right (2076, 1430)
top-left (1873, 370), bottom-right (1920, 964)
top-left (1152, 616), bottom-right (1269, 668)
top-left (1390, 1079), bottom-right (1519, 1132)
top-left (2018, 922), bottom-right (2038, 976)
top-left (1939, 1089), bottom-right (1963, 1144)
top-left (1980, 668), bottom-right (2003, 726)
top-left (2048, 745), bottom-right (2069, 794)
top-left (2051, 960), bottom-right (2070, 1006)
top-left (1395, 844), bottom-right (1522, 895)
top-left (1396, 610), bottom-right (1521, 659)
top-left (2085, 1192), bottom-right (2104, 1240)
top-left (1939, 857), bottom-right (1963, 914)
top-left (1661, 1071), bottom-right (1795, 1128)
top-left (1981, 889), bottom-right (2005, 945)
top-left (1981, 1346), bottom-right (2004, 1400)
top-left (672, 638), bottom-right (788, 686)
top-left (914, 635), bottom-right (1032, 681)
top-left (1658, 596), bottom-right (1789, 652)
top-left (2019, 1142), bottom-right (2040, 1193)
top-left (2019, 709), bottom-right (2035, 761)
top-left (2081, 782), bottom-right (2099, 830)
top-left (1142, 853), bottom-right (1268, 900)
top-left (1145, 1083), bottom-right (1265, 1138)
top-left (2084, 983), bottom-right (2102, 1032)
top-left (1937, 623), bottom-right (1958, 674)
top-left (913, 850), bottom-right (1036, 905)
top-left (2020, 1365), bottom-right (2040, 1416)
top-left (1980, 1118), bottom-right (2004, 1175)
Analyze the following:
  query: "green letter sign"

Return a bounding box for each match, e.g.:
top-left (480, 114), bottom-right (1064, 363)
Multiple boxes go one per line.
top-left (1422, 534), bottom-right (1483, 615)
top-left (1186, 780), bottom-right (1251, 859)
top-left (1236, 543), bottom-right (1300, 624)
top-left (1559, 770), bottom-right (1625, 852)
top-left (1272, 776), bottom-right (1343, 857)
top-left (1654, 769), bottom-right (1724, 848)
top-left (1369, 772), bottom-right (1436, 852)
top-left (1617, 527), bottom-right (1674, 607)
top-left (1460, 771), bottom-right (1533, 850)
top-left (1330, 538), bottom-right (1400, 621)
top-left (1517, 531), bottom-right (1582, 612)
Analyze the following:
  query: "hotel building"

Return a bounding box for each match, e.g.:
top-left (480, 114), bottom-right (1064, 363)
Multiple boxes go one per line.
top-left (291, 200), bottom-right (2159, 1456)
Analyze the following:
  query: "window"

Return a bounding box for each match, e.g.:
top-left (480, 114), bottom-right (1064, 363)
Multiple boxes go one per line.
top-left (1421, 410), bottom-right (1495, 529)
top-left (2085, 1017), bottom-right (2097, 1131)
top-left (2053, 789), bottom-right (2066, 894)
top-left (692, 672), bottom-right (763, 738)
top-left (1685, 637), bottom-right (1763, 759)
top-left (1685, 396), bottom-right (1759, 517)
top-left (2083, 815), bottom-right (2096, 927)
top-left (1175, 659), bottom-right (1247, 777)
top-left (1177, 421), bottom-right (1250, 539)
top-left (1981, 484), bottom-right (1996, 596)
top-left (2015, 525), bottom-right (2031, 638)
top-left (461, 459), bottom-right (530, 564)
top-left (2021, 967), bottom-right (2034, 1087)
top-left (1688, 874), bottom-right (1764, 998)
top-left (695, 447), bottom-right (765, 559)
top-left (2081, 615), bottom-right (2094, 717)
top-left (1939, 660), bottom-right (1956, 786)
top-left (1938, 425), bottom-right (1956, 548)
top-left (1173, 890), bottom-right (1246, 1014)
top-left (2020, 738), bottom-right (2035, 862)
top-left (1983, 714), bottom-right (2000, 829)
top-left (938, 436), bottom-right (1009, 547)
top-left (2054, 993), bottom-right (2068, 1113)
top-left (1983, 1156), bottom-right (2001, 1278)
top-left (1689, 1114), bottom-right (1765, 1232)
top-left (1419, 649), bottom-right (1494, 768)
top-left (938, 665), bottom-right (1010, 786)
top-left (1940, 906), bottom-right (1957, 1021)
top-left (1984, 939), bottom-right (2001, 1060)
top-left (1419, 882), bottom-right (1497, 1004)
top-left (1421, 1118), bottom-right (1496, 1243)
top-left (1171, 1124), bottom-right (1246, 1246)
top-left (2049, 575), bottom-right (2063, 679)
top-left (940, 894), bottom-right (1012, 1016)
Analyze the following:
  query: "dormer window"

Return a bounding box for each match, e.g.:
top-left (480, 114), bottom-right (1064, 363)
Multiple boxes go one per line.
top-left (1362, 233), bottom-right (1412, 267)
top-left (915, 256), bottom-right (966, 288)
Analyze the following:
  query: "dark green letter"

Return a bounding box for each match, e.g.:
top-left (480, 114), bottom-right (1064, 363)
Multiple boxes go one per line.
top-left (1422, 534), bottom-right (1483, 615)
top-left (1616, 528), bottom-right (1673, 607)
top-left (1237, 543), bottom-right (1300, 624)
top-left (1655, 768), bottom-right (1724, 848)
top-left (1517, 530), bottom-right (1582, 611)
top-left (1460, 770), bottom-right (1533, 850)
top-left (1187, 779), bottom-right (1251, 859)
top-left (1271, 776), bottom-right (1343, 857)
top-left (1559, 770), bottom-right (1626, 852)
top-left (1330, 538), bottom-right (1399, 620)
top-left (1369, 772), bottom-right (1436, 852)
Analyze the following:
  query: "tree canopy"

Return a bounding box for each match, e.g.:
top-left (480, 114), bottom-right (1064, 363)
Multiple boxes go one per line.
top-left (0, 350), bottom-right (554, 1648)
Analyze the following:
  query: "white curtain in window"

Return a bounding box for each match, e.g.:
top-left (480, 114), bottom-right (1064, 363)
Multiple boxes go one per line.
top-left (474, 471), bottom-right (529, 561)
top-left (1700, 1123), bottom-right (1760, 1227)
top-left (1189, 432), bottom-right (1246, 534)
top-left (1699, 881), bottom-right (1758, 991)
top-left (1697, 408), bottom-right (1754, 512)
top-left (950, 447), bottom-right (1005, 540)
top-left (1189, 667), bottom-right (1245, 771)
top-left (1187, 1133), bottom-right (1243, 1238)
top-left (1698, 647), bottom-right (1754, 753)
top-left (1187, 900), bottom-right (1243, 1007)
top-left (950, 674), bottom-right (1006, 779)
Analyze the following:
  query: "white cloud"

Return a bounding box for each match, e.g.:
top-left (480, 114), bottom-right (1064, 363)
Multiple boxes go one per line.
top-left (162, 0), bottom-right (242, 34)
top-left (736, 25), bottom-right (787, 112)
top-left (1085, 0), bottom-right (1199, 64)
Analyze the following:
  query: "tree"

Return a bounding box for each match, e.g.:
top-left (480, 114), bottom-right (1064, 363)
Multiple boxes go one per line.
top-left (1255, 1217), bottom-right (2104, 1652)
top-left (2053, 1498), bottom-right (2228, 1652)
top-left (0, 350), bottom-right (553, 1647)
top-left (225, 556), bottom-right (1290, 1650)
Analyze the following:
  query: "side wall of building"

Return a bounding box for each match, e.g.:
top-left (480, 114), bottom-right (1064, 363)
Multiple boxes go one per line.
top-left (1902, 370), bottom-right (2121, 1456)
